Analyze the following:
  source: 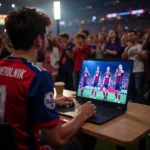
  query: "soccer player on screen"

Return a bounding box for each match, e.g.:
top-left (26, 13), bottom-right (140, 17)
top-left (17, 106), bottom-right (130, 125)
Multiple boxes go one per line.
top-left (90, 65), bottom-right (101, 99)
top-left (114, 64), bottom-right (124, 103)
top-left (103, 66), bottom-right (111, 100)
top-left (80, 67), bottom-right (90, 96)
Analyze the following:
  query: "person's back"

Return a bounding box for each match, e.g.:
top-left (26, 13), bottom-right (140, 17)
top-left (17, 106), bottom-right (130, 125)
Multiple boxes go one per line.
top-left (0, 7), bottom-right (96, 150)
top-left (0, 57), bottom-right (59, 149)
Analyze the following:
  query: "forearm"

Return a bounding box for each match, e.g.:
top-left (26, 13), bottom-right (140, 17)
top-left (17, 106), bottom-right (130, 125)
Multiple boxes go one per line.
top-left (142, 39), bottom-right (149, 50)
top-left (107, 50), bottom-right (117, 56)
top-left (60, 114), bottom-right (85, 143)
top-left (138, 53), bottom-right (148, 61)
top-left (121, 51), bottom-right (128, 60)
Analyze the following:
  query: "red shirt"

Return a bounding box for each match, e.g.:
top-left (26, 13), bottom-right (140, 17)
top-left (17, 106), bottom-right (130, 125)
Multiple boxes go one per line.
top-left (73, 45), bottom-right (88, 72)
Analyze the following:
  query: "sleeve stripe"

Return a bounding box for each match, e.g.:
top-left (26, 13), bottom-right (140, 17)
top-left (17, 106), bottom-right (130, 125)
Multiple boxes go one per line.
top-left (35, 119), bottom-right (61, 128)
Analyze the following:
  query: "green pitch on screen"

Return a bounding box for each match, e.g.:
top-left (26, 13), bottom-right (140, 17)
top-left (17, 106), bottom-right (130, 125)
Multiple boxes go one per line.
top-left (77, 89), bottom-right (127, 104)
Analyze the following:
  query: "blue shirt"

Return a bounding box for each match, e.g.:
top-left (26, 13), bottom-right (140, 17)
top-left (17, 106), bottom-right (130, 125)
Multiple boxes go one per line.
top-left (104, 41), bottom-right (121, 60)
top-left (62, 42), bottom-right (75, 70)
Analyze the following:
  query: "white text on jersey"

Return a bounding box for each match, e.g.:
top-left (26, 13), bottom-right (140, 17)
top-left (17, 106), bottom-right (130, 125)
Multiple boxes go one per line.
top-left (0, 67), bottom-right (26, 79)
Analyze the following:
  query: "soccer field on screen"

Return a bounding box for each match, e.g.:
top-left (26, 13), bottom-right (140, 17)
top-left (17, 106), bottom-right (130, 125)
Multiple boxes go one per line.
top-left (77, 89), bottom-right (127, 104)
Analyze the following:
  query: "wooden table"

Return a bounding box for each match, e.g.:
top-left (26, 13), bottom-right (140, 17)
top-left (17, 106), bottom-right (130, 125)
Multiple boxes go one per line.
top-left (60, 90), bottom-right (150, 150)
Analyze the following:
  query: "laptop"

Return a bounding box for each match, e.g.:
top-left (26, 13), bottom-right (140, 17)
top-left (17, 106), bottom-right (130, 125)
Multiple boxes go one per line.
top-left (58, 59), bottom-right (133, 124)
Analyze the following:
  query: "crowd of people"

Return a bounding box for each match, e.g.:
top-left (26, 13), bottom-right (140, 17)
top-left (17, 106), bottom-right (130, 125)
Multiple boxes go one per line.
top-left (0, 6), bottom-right (150, 150)
top-left (1, 21), bottom-right (150, 104)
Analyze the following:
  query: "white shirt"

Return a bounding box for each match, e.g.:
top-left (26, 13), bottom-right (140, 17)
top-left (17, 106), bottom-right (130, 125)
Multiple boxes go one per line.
top-left (125, 43), bottom-right (145, 73)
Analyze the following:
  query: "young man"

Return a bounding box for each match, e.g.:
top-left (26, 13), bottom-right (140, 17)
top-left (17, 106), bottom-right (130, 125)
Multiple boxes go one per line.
top-left (72, 34), bottom-right (89, 90)
top-left (91, 65), bottom-right (101, 99)
top-left (122, 30), bottom-right (148, 103)
top-left (0, 7), bottom-right (96, 150)
top-left (80, 66), bottom-right (90, 96)
top-left (103, 66), bottom-right (111, 100)
top-left (60, 33), bottom-right (74, 90)
top-left (114, 64), bottom-right (124, 103)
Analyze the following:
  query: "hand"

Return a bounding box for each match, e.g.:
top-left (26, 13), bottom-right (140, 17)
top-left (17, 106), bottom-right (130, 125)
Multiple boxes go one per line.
top-left (127, 42), bottom-right (133, 48)
top-left (131, 50), bottom-right (139, 55)
top-left (55, 96), bottom-right (74, 106)
top-left (78, 101), bottom-right (96, 121)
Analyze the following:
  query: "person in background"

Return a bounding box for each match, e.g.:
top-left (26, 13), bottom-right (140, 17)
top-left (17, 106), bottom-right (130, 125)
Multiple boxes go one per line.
top-left (142, 28), bottom-right (150, 104)
top-left (95, 33), bottom-right (106, 59)
top-left (88, 36), bottom-right (96, 58)
top-left (0, 35), bottom-right (13, 60)
top-left (43, 39), bottom-right (60, 82)
top-left (137, 30), bottom-right (144, 44)
top-left (72, 34), bottom-right (89, 90)
top-left (1, 7), bottom-right (96, 150)
top-left (122, 30), bottom-right (148, 103)
top-left (120, 34), bottom-right (129, 56)
top-left (103, 29), bottom-right (121, 60)
top-left (60, 33), bottom-right (74, 90)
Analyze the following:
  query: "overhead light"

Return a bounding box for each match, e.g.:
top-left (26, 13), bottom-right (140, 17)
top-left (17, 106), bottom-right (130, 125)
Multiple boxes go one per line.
top-left (54, 1), bottom-right (61, 20)
top-left (11, 4), bottom-right (16, 8)
top-left (0, 3), bottom-right (1, 7)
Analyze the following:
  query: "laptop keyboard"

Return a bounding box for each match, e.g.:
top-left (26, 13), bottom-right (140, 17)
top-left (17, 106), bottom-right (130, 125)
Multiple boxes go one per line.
top-left (74, 100), bottom-right (120, 117)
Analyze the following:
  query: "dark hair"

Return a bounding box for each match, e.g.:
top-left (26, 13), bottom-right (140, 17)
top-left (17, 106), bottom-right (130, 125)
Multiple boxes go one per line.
top-left (5, 7), bottom-right (51, 51)
top-left (60, 33), bottom-right (69, 40)
top-left (47, 39), bottom-right (54, 52)
top-left (75, 34), bottom-right (86, 40)
top-left (108, 29), bottom-right (120, 43)
top-left (128, 30), bottom-right (137, 35)
top-left (81, 30), bottom-right (89, 37)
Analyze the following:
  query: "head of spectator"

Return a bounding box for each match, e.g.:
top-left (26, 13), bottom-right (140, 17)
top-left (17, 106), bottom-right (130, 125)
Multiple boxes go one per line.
top-left (87, 36), bottom-right (94, 45)
top-left (128, 30), bottom-right (137, 44)
top-left (121, 34), bottom-right (129, 47)
top-left (80, 30), bottom-right (89, 40)
top-left (137, 30), bottom-right (144, 44)
top-left (60, 33), bottom-right (69, 48)
top-left (0, 35), bottom-right (12, 49)
top-left (5, 7), bottom-right (51, 63)
top-left (74, 34), bottom-right (86, 46)
top-left (107, 29), bottom-right (120, 43)
top-left (98, 33), bottom-right (106, 44)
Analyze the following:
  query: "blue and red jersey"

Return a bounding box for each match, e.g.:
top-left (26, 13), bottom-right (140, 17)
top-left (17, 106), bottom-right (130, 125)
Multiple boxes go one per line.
top-left (104, 72), bottom-right (111, 84)
top-left (93, 70), bottom-right (100, 83)
top-left (0, 57), bottom-right (60, 150)
top-left (82, 70), bottom-right (89, 83)
top-left (116, 69), bottom-right (124, 84)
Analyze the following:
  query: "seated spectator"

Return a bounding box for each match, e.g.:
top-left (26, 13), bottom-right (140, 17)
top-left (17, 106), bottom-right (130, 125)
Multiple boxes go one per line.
top-left (0, 7), bottom-right (96, 150)
top-left (0, 35), bottom-right (13, 60)
top-left (73, 34), bottom-right (89, 89)
top-left (95, 33), bottom-right (106, 59)
top-left (43, 39), bottom-right (60, 82)
top-left (103, 29), bottom-right (121, 60)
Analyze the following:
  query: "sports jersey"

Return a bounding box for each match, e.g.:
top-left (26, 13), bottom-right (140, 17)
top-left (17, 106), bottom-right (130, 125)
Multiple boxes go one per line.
top-left (0, 57), bottom-right (60, 150)
top-left (93, 70), bottom-right (100, 83)
top-left (104, 72), bottom-right (111, 84)
top-left (82, 70), bottom-right (89, 83)
top-left (116, 69), bottom-right (124, 84)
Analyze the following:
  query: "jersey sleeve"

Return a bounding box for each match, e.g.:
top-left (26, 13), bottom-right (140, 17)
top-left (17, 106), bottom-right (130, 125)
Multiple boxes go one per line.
top-left (28, 71), bottom-right (60, 128)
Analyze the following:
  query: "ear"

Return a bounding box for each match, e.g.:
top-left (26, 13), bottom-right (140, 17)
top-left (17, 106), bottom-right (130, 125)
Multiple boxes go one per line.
top-left (34, 35), bottom-right (43, 48)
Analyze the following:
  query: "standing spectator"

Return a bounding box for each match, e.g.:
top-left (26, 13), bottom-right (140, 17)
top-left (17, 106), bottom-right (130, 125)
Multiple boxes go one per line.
top-left (120, 34), bottom-right (129, 56)
top-left (73, 34), bottom-right (89, 90)
top-left (88, 36), bottom-right (96, 58)
top-left (103, 29), bottom-right (121, 60)
top-left (137, 30), bottom-right (144, 44)
top-left (43, 39), bottom-right (60, 82)
top-left (122, 30), bottom-right (148, 103)
top-left (95, 33), bottom-right (106, 59)
top-left (60, 33), bottom-right (74, 90)
top-left (142, 28), bottom-right (150, 104)
top-left (0, 35), bottom-right (13, 60)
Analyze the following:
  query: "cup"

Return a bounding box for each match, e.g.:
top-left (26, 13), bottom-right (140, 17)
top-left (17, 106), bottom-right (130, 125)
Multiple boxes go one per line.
top-left (54, 82), bottom-right (65, 97)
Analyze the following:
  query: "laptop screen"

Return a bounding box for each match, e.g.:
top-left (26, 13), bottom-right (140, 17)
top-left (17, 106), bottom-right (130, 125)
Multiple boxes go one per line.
top-left (77, 60), bottom-right (133, 105)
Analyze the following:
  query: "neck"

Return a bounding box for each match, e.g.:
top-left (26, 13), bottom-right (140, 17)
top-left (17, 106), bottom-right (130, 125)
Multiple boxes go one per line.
top-left (111, 38), bottom-right (115, 43)
top-left (131, 41), bottom-right (137, 46)
top-left (11, 48), bottom-right (37, 63)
